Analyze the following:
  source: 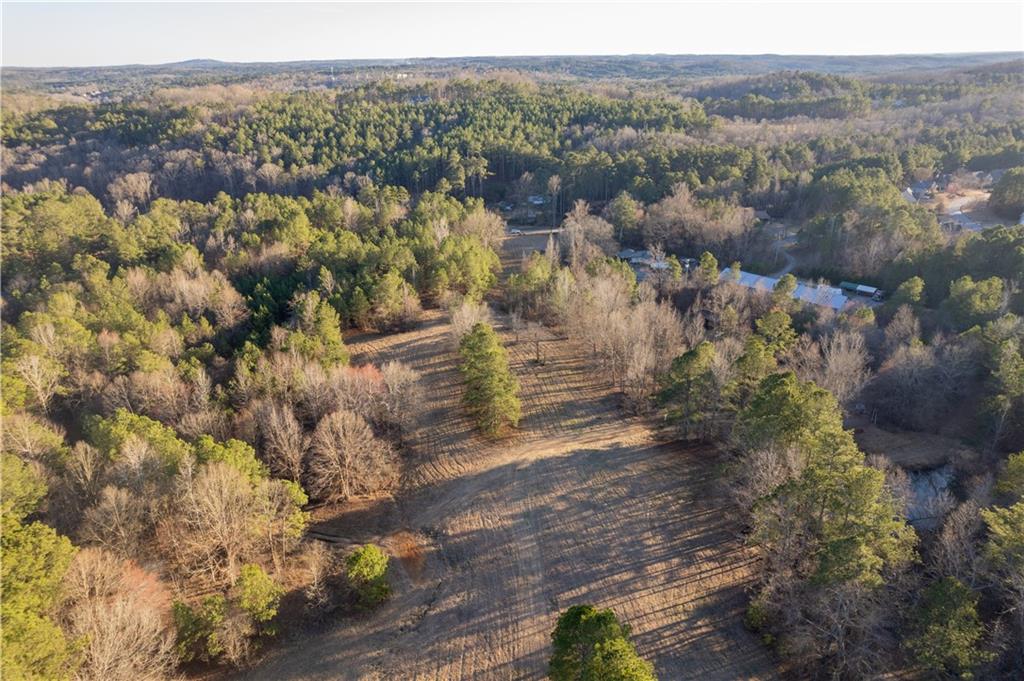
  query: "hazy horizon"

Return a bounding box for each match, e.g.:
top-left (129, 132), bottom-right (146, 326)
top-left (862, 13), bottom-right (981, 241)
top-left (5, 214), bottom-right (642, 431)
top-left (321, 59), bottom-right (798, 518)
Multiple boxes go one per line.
top-left (5, 50), bottom-right (1024, 71)
top-left (3, 1), bottom-right (1022, 68)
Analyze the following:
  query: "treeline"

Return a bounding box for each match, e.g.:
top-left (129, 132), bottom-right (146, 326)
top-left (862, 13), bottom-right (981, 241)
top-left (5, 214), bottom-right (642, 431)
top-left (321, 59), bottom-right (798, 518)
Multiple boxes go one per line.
top-left (2, 182), bottom-right (503, 332)
top-left (6, 53), bottom-right (1018, 94)
top-left (695, 69), bottom-right (1024, 120)
top-left (4, 79), bottom-right (1022, 218)
top-left (885, 223), bottom-right (1024, 311)
top-left (0, 177), bottom-right (513, 676)
top-left (1, 81), bottom-right (708, 204)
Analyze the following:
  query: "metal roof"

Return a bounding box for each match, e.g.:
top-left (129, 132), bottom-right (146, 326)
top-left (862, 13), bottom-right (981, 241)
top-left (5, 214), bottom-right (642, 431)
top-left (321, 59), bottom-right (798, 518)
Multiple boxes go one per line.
top-left (720, 269), bottom-right (850, 311)
top-left (840, 281), bottom-right (879, 295)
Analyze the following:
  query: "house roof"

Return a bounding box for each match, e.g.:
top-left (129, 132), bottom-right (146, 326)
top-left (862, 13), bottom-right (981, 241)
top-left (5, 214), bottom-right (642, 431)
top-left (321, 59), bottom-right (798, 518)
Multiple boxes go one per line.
top-left (721, 269), bottom-right (850, 311)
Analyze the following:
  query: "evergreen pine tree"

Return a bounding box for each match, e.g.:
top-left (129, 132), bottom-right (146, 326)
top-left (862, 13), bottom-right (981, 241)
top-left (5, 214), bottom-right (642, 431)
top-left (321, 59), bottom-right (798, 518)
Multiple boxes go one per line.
top-left (459, 322), bottom-right (521, 436)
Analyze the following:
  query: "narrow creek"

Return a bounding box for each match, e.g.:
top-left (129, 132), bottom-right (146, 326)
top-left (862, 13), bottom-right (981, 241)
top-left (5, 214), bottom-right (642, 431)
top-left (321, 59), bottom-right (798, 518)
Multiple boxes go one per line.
top-left (906, 465), bottom-right (955, 530)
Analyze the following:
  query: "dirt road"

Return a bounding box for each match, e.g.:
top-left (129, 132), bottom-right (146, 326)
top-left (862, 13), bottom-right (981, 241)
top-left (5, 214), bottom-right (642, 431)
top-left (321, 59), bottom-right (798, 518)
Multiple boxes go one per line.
top-left (769, 245), bottom-right (797, 279)
top-left (240, 311), bottom-right (777, 681)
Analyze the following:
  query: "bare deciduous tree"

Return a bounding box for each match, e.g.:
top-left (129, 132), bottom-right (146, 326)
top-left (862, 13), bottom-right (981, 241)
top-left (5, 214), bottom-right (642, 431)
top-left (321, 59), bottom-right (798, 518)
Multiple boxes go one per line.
top-left (558, 200), bottom-right (616, 270)
top-left (13, 353), bottom-right (64, 413)
top-left (868, 344), bottom-right (945, 431)
top-left (302, 541), bottom-right (338, 616)
top-left (733, 446), bottom-right (804, 511)
top-left (119, 367), bottom-right (190, 424)
top-left (62, 548), bottom-right (177, 681)
top-left (161, 462), bottom-right (258, 584)
top-left (883, 305), bottom-right (920, 359)
top-left (642, 183), bottom-right (755, 257)
top-left (63, 442), bottom-right (106, 502)
top-left (328, 366), bottom-right (385, 426)
top-left (622, 340), bottom-right (656, 412)
top-left (108, 436), bottom-right (175, 495)
top-left (563, 271), bottom-right (682, 410)
top-left (787, 335), bottom-right (825, 384)
top-left (113, 199), bottom-right (138, 224)
top-left (1, 413), bottom-right (66, 465)
top-left (380, 361), bottom-right (423, 433)
top-left (215, 608), bottom-right (258, 667)
top-left (454, 207), bottom-right (505, 251)
top-left (931, 501), bottom-right (984, 586)
top-left (255, 162), bottom-right (284, 191)
top-left (868, 333), bottom-right (981, 432)
top-left (253, 478), bottom-right (306, 571)
top-left (679, 306), bottom-right (708, 349)
top-left (177, 408), bottom-right (231, 443)
top-left (547, 174), bottom-right (561, 229)
top-left (304, 410), bottom-right (398, 503)
top-left (247, 399), bottom-right (306, 481)
top-left (81, 486), bottom-right (149, 559)
top-left (107, 172), bottom-right (153, 207)
top-left (508, 308), bottom-right (524, 344)
top-left (820, 329), bottom-right (870, 407)
top-left (448, 298), bottom-right (492, 350)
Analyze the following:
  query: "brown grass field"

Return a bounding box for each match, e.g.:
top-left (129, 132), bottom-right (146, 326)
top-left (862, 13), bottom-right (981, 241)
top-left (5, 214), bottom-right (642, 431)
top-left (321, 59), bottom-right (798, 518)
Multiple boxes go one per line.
top-left (239, 234), bottom-right (778, 680)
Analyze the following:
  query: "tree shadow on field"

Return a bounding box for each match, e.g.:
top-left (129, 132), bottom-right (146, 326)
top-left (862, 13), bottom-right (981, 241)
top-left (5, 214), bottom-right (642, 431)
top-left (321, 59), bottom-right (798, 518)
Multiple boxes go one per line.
top-left (242, 440), bottom-right (776, 681)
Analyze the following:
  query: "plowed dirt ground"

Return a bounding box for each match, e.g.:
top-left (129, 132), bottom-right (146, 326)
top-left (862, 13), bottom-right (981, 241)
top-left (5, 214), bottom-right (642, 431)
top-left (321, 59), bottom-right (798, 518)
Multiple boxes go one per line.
top-left (241, 300), bottom-right (778, 680)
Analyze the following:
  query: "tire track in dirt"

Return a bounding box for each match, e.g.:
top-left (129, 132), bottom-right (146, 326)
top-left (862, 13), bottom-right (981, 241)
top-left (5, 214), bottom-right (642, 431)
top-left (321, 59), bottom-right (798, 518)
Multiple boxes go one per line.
top-left (241, 308), bottom-right (777, 681)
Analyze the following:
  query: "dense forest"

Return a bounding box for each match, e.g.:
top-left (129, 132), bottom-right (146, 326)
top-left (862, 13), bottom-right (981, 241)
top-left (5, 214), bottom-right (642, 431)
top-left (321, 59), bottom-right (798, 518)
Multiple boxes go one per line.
top-left (2, 53), bottom-right (1023, 681)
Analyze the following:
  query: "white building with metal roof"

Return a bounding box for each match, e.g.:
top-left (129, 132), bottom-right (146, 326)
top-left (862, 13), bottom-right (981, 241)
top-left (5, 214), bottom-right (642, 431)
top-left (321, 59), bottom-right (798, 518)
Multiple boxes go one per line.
top-left (720, 269), bottom-right (851, 312)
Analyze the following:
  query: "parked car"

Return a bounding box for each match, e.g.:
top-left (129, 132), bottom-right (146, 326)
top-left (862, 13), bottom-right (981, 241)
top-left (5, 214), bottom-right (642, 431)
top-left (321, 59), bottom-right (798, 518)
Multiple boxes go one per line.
top-left (509, 228), bottom-right (523, 235)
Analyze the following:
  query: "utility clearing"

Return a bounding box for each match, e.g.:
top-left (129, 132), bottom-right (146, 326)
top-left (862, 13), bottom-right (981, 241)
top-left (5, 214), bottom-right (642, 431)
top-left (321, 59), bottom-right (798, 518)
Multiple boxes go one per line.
top-left (240, 306), bottom-right (777, 681)
top-left (243, 235), bottom-right (777, 680)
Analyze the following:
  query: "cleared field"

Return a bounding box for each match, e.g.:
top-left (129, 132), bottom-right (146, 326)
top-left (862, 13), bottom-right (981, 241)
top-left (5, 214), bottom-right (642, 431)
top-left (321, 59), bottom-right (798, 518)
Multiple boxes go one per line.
top-left (240, 307), bottom-right (778, 681)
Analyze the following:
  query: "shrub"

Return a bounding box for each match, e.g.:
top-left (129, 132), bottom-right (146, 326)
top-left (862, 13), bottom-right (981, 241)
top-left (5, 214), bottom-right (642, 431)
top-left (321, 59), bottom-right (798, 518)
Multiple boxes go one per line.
top-left (345, 544), bottom-right (390, 608)
top-left (549, 604), bottom-right (656, 681)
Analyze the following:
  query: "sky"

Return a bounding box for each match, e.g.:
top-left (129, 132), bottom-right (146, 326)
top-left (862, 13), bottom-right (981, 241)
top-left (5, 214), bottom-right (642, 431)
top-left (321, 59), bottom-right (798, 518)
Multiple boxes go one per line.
top-left (2, 1), bottom-right (1022, 68)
